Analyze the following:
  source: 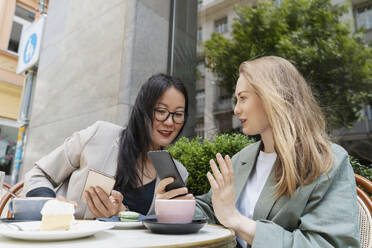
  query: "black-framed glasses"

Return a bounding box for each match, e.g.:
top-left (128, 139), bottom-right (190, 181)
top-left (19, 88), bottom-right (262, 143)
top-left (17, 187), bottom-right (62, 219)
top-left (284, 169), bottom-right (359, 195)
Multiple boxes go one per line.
top-left (154, 108), bottom-right (186, 124)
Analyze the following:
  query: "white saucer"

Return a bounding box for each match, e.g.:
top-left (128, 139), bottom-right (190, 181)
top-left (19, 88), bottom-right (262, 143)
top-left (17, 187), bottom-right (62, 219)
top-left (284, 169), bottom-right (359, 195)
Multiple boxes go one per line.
top-left (0, 220), bottom-right (114, 241)
top-left (111, 221), bottom-right (144, 229)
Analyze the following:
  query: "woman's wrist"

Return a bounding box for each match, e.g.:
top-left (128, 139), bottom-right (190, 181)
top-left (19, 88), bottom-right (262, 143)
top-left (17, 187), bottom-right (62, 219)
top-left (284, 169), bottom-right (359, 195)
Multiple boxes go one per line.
top-left (227, 210), bottom-right (256, 245)
top-left (227, 210), bottom-right (243, 230)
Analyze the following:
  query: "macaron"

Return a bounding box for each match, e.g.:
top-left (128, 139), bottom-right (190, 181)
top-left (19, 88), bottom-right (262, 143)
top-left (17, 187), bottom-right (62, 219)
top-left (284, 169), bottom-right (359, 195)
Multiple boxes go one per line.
top-left (118, 211), bottom-right (140, 222)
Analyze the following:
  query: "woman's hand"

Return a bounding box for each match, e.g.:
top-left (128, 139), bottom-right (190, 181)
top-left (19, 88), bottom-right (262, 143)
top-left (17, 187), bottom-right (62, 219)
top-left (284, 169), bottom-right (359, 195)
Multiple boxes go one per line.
top-left (84, 187), bottom-right (126, 218)
top-left (155, 177), bottom-right (194, 200)
top-left (207, 153), bottom-right (241, 229)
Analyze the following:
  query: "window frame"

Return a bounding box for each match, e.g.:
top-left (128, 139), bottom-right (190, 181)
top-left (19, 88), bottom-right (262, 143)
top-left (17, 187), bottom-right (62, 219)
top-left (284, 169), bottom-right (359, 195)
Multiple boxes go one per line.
top-left (214, 16), bottom-right (228, 34)
top-left (354, 3), bottom-right (372, 31)
top-left (7, 5), bottom-right (34, 54)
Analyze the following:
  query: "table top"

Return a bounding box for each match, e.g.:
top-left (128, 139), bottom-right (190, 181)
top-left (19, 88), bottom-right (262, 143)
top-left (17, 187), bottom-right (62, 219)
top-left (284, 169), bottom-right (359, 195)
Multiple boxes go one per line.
top-left (0, 223), bottom-right (236, 248)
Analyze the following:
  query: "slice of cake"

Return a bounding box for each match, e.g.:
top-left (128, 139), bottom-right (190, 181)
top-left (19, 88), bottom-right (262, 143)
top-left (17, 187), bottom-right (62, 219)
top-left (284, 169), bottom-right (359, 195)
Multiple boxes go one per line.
top-left (40, 199), bottom-right (75, 231)
top-left (118, 211), bottom-right (140, 222)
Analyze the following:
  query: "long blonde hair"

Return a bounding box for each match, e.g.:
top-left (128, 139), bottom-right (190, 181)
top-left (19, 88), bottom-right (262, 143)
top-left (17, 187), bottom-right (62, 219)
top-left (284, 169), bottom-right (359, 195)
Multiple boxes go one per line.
top-left (239, 56), bottom-right (333, 198)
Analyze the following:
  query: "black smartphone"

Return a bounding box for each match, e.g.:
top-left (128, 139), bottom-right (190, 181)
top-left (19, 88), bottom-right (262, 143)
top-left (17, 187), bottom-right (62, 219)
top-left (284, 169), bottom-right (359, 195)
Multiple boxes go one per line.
top-left (148, 150), bottom-right (185, 191)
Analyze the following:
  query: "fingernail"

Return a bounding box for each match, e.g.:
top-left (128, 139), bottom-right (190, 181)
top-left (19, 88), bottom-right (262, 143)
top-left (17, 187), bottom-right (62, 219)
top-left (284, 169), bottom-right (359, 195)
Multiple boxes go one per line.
top-left (96, 188), bottom-right (101, 193)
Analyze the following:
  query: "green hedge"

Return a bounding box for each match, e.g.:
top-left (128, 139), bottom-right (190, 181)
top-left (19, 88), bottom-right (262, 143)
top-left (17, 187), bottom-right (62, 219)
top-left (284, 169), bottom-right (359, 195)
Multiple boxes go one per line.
top-left (169, 134), bottom-right (372, 196)
top-left (168, 134), bottom-right (256, 195)
top-left (351, 157), bottom-right (372, 182)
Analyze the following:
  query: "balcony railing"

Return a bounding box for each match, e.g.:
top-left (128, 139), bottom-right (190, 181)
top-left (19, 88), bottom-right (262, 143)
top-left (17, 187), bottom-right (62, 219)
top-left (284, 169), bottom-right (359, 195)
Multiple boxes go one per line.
top-left (333, 119), bottom-right (372, 140)
top-left (213, 98), bottom-right (233, 113)
top-left (196, 106), bottom-right (205, 116)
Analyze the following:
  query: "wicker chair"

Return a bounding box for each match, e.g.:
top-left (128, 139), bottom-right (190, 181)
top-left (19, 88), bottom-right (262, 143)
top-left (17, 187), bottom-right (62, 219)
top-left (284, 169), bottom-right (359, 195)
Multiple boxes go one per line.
top-left (3, 182), bottom-right (10, 190)
top-left (0, 181), bottom-right (24, 218)
top-left (356, 174), bottom-right (372, 248)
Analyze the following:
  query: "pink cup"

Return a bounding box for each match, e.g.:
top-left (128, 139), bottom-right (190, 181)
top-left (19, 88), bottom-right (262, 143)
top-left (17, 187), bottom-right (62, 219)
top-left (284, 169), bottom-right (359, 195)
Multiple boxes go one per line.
top-left (155, 199), bottom-right (196, 223)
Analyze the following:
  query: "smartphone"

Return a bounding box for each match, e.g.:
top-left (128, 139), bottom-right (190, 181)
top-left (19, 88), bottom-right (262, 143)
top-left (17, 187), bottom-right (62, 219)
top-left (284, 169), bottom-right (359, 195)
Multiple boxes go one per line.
top-left (148, 150), bottom-right (185, 191)
top-left (81, 169), bottom-right (116, 202)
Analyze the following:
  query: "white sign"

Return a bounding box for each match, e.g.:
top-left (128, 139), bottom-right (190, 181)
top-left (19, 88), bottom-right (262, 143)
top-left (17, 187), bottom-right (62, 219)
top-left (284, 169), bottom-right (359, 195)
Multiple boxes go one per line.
top-left (16, 15), bottom-right (46, 74)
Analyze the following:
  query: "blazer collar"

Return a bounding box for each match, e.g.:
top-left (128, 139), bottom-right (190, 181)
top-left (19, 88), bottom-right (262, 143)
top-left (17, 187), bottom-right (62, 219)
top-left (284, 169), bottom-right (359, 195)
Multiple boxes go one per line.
top-left (253, 168), bottom-right (277, 220)
top-left (234, 141), bottom-right (262, 202)
top-left (234, 140), bottom-right (279, 220)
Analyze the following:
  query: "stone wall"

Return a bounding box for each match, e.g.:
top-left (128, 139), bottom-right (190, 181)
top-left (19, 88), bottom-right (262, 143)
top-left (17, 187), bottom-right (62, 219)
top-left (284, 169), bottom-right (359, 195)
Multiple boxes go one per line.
top-left (20, 0), bottom-right (173, 177)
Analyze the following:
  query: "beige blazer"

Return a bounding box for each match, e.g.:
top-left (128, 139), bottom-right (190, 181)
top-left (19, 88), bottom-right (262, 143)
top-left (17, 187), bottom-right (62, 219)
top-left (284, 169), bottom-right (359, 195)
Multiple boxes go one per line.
top-left (22, 121), bottom-right (188, 219)
top-left (195, 141), bottom-right (360, 248)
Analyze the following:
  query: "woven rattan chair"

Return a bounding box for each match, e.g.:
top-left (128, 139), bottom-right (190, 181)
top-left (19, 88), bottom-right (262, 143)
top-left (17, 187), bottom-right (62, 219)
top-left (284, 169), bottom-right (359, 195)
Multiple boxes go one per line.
top-left (356, 174), bottom-right (372, 248)
top-left (0, 181), bottom-right (24, 218)
top-left (3, 182), bottom-right (10, 190)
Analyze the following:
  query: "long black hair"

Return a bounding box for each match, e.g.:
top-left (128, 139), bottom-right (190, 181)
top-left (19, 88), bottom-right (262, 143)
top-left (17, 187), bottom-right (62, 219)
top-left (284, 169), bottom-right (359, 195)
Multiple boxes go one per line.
top-left (114, 73), bottom-right (188, 193)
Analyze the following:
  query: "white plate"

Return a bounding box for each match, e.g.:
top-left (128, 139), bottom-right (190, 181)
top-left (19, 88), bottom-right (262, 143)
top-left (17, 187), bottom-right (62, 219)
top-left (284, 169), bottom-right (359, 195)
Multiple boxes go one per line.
top-left (0, 220), bottom-right (114, 241)
top-left (111, 221), bottom-right (143, 229)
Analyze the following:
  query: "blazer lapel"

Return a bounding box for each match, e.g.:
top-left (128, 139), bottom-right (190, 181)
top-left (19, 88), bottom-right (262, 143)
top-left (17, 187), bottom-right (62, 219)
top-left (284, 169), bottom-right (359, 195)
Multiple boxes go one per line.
top-left (253, 166), bottom-right (277, 220)
top-left (234, 141), bottom-right (262, 203)
top-left (101, 137), bottom-right (120, 177)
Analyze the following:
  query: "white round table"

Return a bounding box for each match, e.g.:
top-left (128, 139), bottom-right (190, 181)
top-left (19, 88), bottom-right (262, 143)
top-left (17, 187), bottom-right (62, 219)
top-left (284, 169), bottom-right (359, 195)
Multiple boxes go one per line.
top-left (0, 224), bottom-right (236, 248)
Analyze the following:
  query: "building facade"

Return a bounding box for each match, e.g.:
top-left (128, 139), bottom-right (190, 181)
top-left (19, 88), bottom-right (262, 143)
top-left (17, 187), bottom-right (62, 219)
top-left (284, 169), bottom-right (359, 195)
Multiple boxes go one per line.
top-left (335, 0), bottom-right (372, 163)
top-left (196, 0), bottom-right (253, 139)
top-left (0, 0), bottom-right (44, 178)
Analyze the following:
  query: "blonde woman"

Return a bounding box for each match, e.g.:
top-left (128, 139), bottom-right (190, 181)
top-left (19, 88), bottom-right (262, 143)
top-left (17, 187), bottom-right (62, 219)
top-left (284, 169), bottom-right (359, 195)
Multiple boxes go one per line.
top-left (193, 56), bottom-right (359, 247)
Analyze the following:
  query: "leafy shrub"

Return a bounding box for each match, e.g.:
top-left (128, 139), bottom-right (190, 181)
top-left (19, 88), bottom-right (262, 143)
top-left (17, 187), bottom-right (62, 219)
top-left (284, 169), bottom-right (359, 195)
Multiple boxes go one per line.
top-left (168, 134), bottom-right (256, 195)
top-left (351, 157), bottom-right (372, 182)
top-left (169, 133), bottom-right (372, 196)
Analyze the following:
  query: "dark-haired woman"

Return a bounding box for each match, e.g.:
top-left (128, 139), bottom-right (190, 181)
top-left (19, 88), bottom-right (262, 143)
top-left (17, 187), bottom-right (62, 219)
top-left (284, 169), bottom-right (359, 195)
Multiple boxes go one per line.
top-left (22, 73), bottom-right (193, 219)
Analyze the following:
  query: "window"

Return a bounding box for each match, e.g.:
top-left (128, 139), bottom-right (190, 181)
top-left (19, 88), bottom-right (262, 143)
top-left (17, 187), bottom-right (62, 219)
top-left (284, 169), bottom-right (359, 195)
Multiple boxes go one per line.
top-left (356, 4), bottom-right (372, 30)
top-left (274, 0), bottom-right (284, 8)
top-left (215, 17), bottom-right (228, 34)
top-left (197, 27), bottom-right (202, 42)
top-left (197, 62), bottom-right (205, 78)
top-left (0, 124), bottom-right (18, 175)
top-left (7, 5), bottom-right (35, 53)
top-left (196, 91), bottom-right (205, 115)
top-left (195, 123), bottom-right (204, 138)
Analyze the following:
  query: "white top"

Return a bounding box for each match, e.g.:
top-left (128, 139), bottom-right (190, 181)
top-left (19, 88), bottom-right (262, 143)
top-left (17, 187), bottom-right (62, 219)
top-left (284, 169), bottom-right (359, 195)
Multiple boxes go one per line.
top-left (236, 150), bottom-right (277, 248)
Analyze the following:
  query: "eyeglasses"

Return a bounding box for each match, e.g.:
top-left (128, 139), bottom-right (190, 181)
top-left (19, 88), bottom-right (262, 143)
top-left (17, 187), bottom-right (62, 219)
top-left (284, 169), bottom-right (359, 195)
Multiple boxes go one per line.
top-left (154, 108), bottom-right (186, 124)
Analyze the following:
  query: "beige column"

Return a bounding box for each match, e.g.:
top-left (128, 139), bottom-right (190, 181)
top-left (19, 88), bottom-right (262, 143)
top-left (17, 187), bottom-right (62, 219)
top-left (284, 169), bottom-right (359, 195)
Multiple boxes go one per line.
top-left (0, 0), bottom-right (16, 50)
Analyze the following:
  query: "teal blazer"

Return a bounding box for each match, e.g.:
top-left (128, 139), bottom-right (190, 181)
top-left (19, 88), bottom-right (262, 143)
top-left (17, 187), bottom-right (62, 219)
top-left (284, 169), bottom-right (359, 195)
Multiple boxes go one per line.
top-left (195, 141), bottom-right (360, 248)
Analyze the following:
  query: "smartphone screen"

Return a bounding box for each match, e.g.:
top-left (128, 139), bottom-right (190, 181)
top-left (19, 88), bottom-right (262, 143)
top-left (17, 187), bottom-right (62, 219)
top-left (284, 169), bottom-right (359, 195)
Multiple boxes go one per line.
top-left (148, 150), bottom-right (185, 191)
top-left (81, 169), bottom-right (116, 202)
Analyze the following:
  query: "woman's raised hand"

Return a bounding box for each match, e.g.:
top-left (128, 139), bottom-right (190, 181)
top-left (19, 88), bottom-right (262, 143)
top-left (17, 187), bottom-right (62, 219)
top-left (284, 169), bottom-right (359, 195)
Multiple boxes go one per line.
top-left (155, 177), bottom-right (194, 200)
top-left (207, 153), bottom-right (241, 229)
top-left (84, 188), bottom-right (126, 218)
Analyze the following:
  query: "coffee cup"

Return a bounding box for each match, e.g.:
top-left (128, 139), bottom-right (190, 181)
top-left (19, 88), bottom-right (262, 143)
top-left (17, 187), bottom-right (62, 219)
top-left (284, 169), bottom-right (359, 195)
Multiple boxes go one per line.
top-left (155, 199), bottom-right (195, 223)
top-left (9, 197), bottom-right (53, 221)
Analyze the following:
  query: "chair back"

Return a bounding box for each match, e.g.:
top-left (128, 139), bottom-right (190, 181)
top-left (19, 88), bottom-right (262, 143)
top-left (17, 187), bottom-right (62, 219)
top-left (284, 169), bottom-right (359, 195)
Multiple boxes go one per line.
top-left (359, 195), bottom-right (372, 248)
top-left (0, 181), bottom-right (24, 218)
top-left (356, 174), bottom-right (372, 248)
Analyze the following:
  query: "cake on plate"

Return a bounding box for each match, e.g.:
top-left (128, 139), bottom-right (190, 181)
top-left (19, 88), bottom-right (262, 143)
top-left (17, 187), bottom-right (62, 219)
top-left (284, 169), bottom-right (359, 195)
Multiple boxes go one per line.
top-left (40, 199), bottom-right (75, 231)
